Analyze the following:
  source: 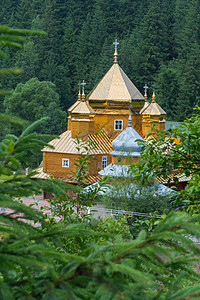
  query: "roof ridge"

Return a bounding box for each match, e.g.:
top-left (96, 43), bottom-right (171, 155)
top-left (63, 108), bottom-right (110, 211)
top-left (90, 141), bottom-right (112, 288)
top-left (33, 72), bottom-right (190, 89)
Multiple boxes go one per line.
top-left (116, 64), bottom-right (131, 100)
top-left (87, 64), bottom-right (114, 100)
top-left (119, 65), bottom-right (144, 99)
top-left (107, 64), bottom-right (116, 100)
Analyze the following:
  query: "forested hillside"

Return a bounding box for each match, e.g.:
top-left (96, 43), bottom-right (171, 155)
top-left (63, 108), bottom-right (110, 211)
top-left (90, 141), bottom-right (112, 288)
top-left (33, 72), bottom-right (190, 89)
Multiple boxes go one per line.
top-left (1, 0), bottom-right (200, 124)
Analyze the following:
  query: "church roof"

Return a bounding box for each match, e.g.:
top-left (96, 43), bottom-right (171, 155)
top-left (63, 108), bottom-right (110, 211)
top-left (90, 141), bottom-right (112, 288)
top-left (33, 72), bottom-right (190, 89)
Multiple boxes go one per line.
top-left (34, 167), bottom-right (102, 185)
top-left (68, 99), bottom-right (81, 113)
top-left (156, 172), bottom-right (191, 184)
top-left (99, 163), bottom-right (130, 177)
top-left (87, 63), bottom-right (145, 103)
top-left (42, 130), bottom-right (112, 154)
top-left (94, 108), bottom-right (129, 115)
top-left (142, 99), bottom-right (166, 115)
top-left (70, 100), bottom-right (94, 115)
top-left (140, 99), bottom-right (150, 114)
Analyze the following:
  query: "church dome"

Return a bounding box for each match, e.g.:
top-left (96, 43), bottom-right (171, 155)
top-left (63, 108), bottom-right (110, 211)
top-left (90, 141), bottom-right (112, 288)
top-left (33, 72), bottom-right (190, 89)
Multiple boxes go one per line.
top-left (140, 99), bottom-right (150, 114)
top-left (110, 114), bottom-right (144, 157)
top-left (87, 63), bottom-right (144, 103)
top-left (70, 100), bottom-right (94, 115)
top-left (142, 99), bottom-right (166, 116)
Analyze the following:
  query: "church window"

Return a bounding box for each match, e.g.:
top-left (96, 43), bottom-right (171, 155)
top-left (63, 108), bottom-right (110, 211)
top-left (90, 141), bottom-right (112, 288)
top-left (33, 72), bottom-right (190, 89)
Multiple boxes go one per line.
top-left (102, 156), bottom-right (107, 169)
top-left (62, 158), bottom-right (69, 168)
top-left (114, 120), bottom-right (123, 130)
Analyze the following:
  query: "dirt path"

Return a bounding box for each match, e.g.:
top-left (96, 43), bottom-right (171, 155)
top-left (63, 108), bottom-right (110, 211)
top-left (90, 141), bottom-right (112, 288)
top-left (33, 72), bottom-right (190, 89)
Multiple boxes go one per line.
top-left (0, 194), bottom-right (111, 222)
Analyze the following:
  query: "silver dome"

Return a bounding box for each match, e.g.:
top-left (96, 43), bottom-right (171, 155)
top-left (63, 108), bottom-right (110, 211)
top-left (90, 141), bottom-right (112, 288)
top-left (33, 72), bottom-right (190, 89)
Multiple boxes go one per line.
top-left (111, 119), bottom-right (144, 157)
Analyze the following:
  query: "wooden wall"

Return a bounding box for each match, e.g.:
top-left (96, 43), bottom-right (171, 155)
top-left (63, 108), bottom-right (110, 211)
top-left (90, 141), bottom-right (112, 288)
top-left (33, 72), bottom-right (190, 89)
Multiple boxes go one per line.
top-left (142, 117), bottom-right (165, 137)
top-left (43, 151), bottom-right (112, 176)
top-left (94, 113), bottom-right (142, 137)
top-left (71, 119), bottom-right (94, 138)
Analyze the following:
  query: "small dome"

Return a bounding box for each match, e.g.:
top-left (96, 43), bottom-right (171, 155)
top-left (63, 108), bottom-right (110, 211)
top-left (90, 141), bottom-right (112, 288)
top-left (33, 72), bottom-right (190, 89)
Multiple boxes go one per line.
top-left (71, 101), bottom-right (94, 115)
top-left (142, 99), bottom-right (166, 115)
top-left (111, 125), bottom-right (144, 157)
top-left (140, 99), bottom-right (150, 114)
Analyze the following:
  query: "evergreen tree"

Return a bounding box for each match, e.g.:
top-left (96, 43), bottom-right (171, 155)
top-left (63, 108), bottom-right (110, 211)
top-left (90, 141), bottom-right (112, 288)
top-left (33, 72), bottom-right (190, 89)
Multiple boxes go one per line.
top-left (90, 38), bottom-right (113, 86)
top-left (171, 0), bottom-right (200, 119)
top-left (0, 0), bottom-right (18, 26)
top-left (62, 15), bottom-right (79, 103)
top-left (156, 63), bottom-right (180, 120)
top-left (177, 46), bottom-right (200, 120)
top-left (173, 0), bottom-right (200, 59)
top-left (131, 0), bottom-right (173, 90)
top-left (75, 13), bottom-right (96, 92)
top-left (15, 0), bottom-right (35, 28)
top-left (14, 40), bottom-right (39, 83)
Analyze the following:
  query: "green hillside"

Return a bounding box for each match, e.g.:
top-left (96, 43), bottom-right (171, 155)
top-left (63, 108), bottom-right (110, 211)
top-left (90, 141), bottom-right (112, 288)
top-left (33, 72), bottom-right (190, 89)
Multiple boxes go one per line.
top-left (1, 0), bottom-right (200, 122)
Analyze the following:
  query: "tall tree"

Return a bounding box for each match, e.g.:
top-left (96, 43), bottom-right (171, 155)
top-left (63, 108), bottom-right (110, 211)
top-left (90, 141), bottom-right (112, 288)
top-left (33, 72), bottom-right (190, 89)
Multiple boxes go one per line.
top-left (4, 78), bottom-right (67, 135)
top-left (131, 0), bottom-right (173, 91)
top-left (156, 63), bottom-right (180, 120)
top-left (177, 46), bottom-right (200, 120)
top-left (173, 0), bottom-right (200, 59)
top-left (14, 40), bottom-right (39, 83)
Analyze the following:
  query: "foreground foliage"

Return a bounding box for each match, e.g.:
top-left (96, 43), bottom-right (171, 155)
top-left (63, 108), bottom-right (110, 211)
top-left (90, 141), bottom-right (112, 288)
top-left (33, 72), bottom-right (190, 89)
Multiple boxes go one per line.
top-left (130, 106), bottom-right (200, 214)
top-left (0, 120), bottom-right (200, 299)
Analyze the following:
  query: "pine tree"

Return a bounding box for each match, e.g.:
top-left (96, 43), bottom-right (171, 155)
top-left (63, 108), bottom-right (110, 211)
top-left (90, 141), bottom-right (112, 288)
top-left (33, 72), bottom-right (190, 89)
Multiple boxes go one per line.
top-left (14, 40), bottom-right (39, 83)
top-left (90, 38), bottom-right (113, 86)
top-left (173, 0), bottom-right (200, 60)
top-left (132, 0), bottom-right (173, 90)
top-left (74, 13), bottom-right (96, 92)
top-left (177, 46), bottom-right (200, 120)
top-left (156, 63), bottom-right (180, 120)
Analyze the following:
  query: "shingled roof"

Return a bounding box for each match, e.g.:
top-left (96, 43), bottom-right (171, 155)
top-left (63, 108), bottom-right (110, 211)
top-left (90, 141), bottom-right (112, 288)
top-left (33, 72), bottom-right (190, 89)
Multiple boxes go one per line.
top-left (42, 130), bottom-right (113, 155)
top-left (88, 63), bottom-right (145, 103)
top-left (70, 100), bottom-right (95, 115)
top-left (142, 100), bottom-right (166, 115)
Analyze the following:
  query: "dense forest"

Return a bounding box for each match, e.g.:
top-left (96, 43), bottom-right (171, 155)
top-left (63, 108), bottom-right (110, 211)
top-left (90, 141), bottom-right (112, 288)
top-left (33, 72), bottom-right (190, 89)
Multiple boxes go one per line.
top-left (1, 0), bottom-right (200, 131)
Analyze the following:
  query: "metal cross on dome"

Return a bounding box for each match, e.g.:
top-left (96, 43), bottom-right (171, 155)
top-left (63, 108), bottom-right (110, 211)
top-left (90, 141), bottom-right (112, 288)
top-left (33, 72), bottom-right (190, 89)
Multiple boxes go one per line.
top-left (81, 80), bottom-right (86, 92)
top-left (143, 84), bottom-right (148, 94)
top-left (113, 38), bottom-right (119, 50)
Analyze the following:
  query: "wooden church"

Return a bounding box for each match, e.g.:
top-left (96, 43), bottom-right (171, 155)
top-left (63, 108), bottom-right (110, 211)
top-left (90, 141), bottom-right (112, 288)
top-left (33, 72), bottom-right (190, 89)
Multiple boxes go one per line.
top-left (39, 40), bottom-right (167, 185)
